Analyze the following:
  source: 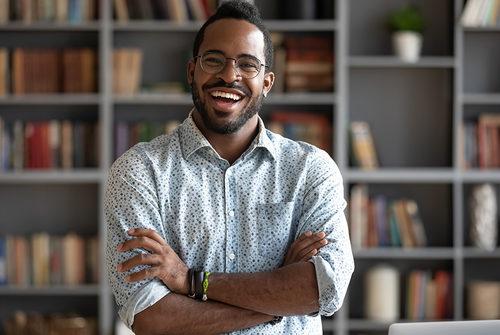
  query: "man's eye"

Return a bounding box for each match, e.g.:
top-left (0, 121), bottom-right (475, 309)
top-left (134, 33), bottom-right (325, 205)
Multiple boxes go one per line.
top-left (204, 57), bottom-right (224, 65)
top-left (239, 62), bottom-right (258, 70)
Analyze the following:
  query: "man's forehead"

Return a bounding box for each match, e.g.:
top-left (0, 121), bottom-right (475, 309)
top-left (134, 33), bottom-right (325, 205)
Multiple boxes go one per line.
top-left (201, 18), bottom-right (265, 57)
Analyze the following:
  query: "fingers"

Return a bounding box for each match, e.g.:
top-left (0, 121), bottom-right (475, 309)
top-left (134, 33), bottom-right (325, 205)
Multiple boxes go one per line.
top-left (296, 238), bottom-right (328, 260)
top-left (117, 253), bottom-right (162, 273)
top-left (123, 265), bottom-right (161, 283)
top-left (283, 231), bottom-right (328, 266)
top-left (126, 228), bottom-right (167, 245)
top-left (299, 248), bottom-right (318, 262)
top-left (291, 231), bottom-right (327, 256)
top-left (117, 235), bottom-right (163, 254)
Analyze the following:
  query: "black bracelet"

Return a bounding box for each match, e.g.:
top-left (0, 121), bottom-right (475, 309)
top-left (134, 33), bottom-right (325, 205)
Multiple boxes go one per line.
top-left (269, 316), bottom-right (283, 325)
top-left (187, 269), bottom-right (195, 298)
top-left (194, 270), bottom-right (204, 299)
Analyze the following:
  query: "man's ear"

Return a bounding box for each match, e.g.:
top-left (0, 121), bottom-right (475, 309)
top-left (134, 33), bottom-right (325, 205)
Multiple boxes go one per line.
top-left (263, 71), bottom-right (275, 97)
top-left (187, 60), bottom-right (195, 84)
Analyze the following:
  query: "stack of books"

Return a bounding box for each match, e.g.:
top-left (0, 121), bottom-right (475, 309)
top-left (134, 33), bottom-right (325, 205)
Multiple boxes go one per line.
top-left (283, 35), bottom-right (334, 93)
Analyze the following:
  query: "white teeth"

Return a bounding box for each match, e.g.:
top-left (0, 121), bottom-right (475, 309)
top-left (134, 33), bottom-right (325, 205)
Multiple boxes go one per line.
top-left (211, 91), bottom-right (242, 101)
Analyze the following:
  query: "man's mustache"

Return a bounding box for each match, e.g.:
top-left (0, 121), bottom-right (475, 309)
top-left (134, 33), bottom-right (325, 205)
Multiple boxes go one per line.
top-left (203, 80), bottom-right (251, 97)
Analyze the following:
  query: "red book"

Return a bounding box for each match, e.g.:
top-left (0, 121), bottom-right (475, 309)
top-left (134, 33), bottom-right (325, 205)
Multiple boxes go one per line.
top-left (434, 270), bottom-right (452, 319)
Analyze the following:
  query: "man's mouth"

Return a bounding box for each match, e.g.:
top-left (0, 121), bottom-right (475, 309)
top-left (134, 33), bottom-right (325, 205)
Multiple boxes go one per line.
top-left (210, 90), bottom-right (243, 103)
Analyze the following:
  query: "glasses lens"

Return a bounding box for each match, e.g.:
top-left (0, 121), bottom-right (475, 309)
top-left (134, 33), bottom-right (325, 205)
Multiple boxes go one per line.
top-left (200, 53), bottom-right (225, 73)
top-left (236, 57), bottom-right (261, 77)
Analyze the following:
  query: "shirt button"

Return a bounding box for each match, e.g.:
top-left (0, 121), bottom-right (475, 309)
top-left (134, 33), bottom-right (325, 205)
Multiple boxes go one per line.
top-left (229, 253), bottom-right (236, 260)
top-left (229, 210), bottom-right (235, 217)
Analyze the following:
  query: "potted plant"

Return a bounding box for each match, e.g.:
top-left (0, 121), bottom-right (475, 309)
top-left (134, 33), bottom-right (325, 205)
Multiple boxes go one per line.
top-left (388, 4), bottom-right (424, 63)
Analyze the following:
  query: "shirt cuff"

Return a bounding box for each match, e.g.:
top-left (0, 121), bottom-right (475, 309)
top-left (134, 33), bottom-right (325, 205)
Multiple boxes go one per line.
top-left (119, 280), bottom-right (171, 329)
top-left (309, 254), bottom-right (350, 316)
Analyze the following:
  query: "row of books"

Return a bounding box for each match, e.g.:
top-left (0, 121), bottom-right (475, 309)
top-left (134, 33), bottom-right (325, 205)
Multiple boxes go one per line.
top-left (0, 118), bottom-right (99, 171)
top-left (405, 270), bottom-right (453, 321)
top-left (350, 184), bottom-right (427, 249)
top-left (114, 0), bottom-right (217, 22)
top-left (349, 121), bottom-right (379, 170)
top-left (460, 0), bottom-right (500, 27)
top-left (460, 114), bottom-right (500, 169)
top-left (115, 120), bottom-right (180, 158)
top-left (0, 233), bottom-right (99, 286)
top-left (0, 0), bottom-right (97, 24)
top-left (272, 34), bottom-right (334, 93)
top-left (3, 311), bottom-right (97, 335)
top-left (4, 48), bottom-right (98, 94)
top-left (267, 111), bottom-right (332, 154)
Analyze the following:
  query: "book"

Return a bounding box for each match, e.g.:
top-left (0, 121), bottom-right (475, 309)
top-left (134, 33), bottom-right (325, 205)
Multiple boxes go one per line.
top-left (0, 0), bottom-right (8, 23)
top-left (393, 199), bottom-right (417, 248)
top-left (350, 121), bottom-right (379, 170)
top-left (63, 233), bottom-right (86, 285)
top-left (269, 111), bottom-right (332, 154)
top-left (405, 199), bottom-right (427, 247)
top-left (114, 0), bottom-right (129, 21)
top-left (61, 120), bottom-right (73, 169)
top-left (113, 48), bottom-right (143, 95)
top-left (167, 0), bottom-right (188, 22)
top-left (373, 195), bottom-right (390, 247)
top-left (349, 183), bottom-right (368, 249)
top-left (434, 270), bottom-right (453, 319)
top-left (31, 232), bottom-right (50, 286)
top-left (0, 48), bottom-right (8, 95)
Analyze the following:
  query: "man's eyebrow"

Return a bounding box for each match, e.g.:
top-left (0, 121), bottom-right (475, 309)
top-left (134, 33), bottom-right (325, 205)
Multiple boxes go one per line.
top-left (202, 50), bottom-right (261, 61)
top-left (203, 49), bottom-right (224, 55)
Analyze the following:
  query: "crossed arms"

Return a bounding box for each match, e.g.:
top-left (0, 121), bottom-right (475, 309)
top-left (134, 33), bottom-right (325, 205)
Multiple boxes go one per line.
top-left (116, 228), bottom-right (328, 335)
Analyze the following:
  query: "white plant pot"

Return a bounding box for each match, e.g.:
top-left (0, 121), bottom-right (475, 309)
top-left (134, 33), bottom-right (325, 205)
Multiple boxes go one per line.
top-left (392, 31), bottom-right (422, 63)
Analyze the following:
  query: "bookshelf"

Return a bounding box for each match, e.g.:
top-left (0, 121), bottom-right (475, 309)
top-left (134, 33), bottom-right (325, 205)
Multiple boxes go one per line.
top-left (0, 0), bottom-right (499, 334)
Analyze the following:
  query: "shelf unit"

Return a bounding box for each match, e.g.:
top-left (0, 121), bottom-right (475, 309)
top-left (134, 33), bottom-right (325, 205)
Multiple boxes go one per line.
top-left (1, 1), bottom-right (499, 334)
top-left (340, 1), bottom-right (500, 335)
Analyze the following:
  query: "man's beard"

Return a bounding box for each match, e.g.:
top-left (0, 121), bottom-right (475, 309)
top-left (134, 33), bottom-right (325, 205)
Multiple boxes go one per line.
top-left (191, 79), bottom-right (263, 134)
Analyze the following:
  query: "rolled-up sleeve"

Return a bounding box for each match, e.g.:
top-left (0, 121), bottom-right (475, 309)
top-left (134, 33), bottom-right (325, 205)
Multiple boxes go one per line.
top-left (104, 147), bottom-right (171, 329)
top-left (299, 152), bottom-right (354, 316)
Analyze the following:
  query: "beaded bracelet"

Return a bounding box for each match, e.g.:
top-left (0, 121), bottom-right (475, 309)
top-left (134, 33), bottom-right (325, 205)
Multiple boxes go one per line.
top-left (202, 271), bottom-right (211, 301)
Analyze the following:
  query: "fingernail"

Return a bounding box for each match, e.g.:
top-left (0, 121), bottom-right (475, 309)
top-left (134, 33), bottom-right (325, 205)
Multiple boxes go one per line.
top-left (117, 264), bottom-right (122, 271)
top-left (128, 228), bottom-right (135, 234)
top-left (317, 232), bottom-right (325, 238)
top-left (305, 231), bottom-right (312, 236)
top-left (117, 243), bottom-right (123, 250)
top-left (125, 275), bottom-right (131, 281)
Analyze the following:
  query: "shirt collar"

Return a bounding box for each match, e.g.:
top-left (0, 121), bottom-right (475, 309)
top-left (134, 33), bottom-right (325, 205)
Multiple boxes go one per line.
top-left (179, 109), bottom-right (276, 161)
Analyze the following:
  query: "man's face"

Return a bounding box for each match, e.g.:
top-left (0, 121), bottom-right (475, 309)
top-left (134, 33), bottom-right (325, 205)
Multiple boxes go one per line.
top-left (188, 18), bottom-right (274, 135)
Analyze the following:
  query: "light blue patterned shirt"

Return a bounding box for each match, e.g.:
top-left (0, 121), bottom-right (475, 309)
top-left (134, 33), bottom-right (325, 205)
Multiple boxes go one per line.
top-left (105, 112), bottom-right (354, 334)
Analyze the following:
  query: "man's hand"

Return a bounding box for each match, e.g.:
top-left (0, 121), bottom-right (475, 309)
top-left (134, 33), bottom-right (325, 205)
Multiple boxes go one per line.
top-left (282, 231), bottom-right (328, 267)
top-left (116, 228), bottom-right (189, 294)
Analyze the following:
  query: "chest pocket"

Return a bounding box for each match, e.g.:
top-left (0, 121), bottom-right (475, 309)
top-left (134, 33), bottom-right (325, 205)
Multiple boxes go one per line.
top-left (257, 202), bottom-right (295, 262)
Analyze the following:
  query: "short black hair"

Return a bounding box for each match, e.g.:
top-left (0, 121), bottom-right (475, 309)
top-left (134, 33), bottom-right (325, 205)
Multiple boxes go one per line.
top-left (192, 0), bottom-right (273, 73)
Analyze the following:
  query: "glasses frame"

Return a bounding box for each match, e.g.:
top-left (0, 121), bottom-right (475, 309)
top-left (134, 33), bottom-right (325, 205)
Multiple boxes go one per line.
top-left (194, 52), bottom-right (268, 79)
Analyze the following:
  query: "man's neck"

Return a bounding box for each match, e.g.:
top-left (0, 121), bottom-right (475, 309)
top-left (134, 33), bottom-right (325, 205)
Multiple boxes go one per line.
top-left (193, 112), bottom-right (260, 165)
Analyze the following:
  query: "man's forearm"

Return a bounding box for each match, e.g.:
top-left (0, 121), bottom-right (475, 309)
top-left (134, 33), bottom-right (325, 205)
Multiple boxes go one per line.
top-left (132, 292), bottom-right (274, 335)
top-left (206, 261), bottom-right (319, 316)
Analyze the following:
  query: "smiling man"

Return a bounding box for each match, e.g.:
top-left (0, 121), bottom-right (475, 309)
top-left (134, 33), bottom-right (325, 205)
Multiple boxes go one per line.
top-left (105, 1), bottom-right (354, 334)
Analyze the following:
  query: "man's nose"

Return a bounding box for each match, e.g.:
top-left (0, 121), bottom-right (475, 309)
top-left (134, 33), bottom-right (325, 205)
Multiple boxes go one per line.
top-left (216, 58), bottom-right (242, 82)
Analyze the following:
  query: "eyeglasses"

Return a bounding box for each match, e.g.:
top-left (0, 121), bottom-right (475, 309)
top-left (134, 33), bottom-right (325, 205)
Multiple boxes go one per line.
top-left (194, 52), bottom-right (267, 79)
